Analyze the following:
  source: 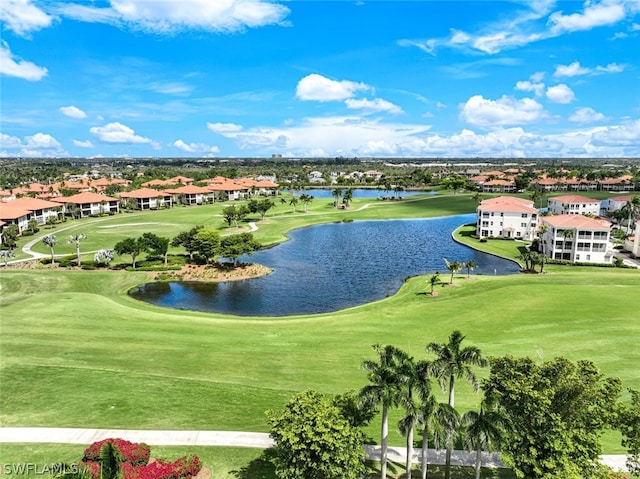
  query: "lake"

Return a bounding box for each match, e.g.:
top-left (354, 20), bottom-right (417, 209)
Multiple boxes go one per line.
top-left (130, 214), bottom-right (520, 316)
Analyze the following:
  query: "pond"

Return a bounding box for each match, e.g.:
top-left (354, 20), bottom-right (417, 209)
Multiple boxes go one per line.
top-left (130, 214), bottom-right (521, 317)
top-left (288, 188), bottom-right (434, 199)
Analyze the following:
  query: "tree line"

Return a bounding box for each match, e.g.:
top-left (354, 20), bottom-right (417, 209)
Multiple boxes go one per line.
top-left (267, 330), bottom-right (639, 479)
top-left (35, 227), bottom-right (260, 270)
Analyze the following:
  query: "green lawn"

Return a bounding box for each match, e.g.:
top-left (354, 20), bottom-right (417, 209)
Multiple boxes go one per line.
top-left (1, 191), bottom-right (639, 477)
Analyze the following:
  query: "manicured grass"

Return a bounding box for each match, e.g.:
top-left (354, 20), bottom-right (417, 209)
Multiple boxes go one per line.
top-left (2, 191), bottom-right (639, 476)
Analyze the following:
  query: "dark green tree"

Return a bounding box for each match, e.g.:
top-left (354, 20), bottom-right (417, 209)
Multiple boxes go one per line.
top-left (171, 225), bottom-right (203, 261)
top-left (266, 389), bottom-right (366, 479)
top-left (484, 356), bottom-right (622, 479)
top-left (219, 232), bottom-right (260, 267)
top-left (114, 237), bottom-right (145, 269)
top-left (618, 389), bottom-right (640, 474)
top-left (141, 232), bottom-right (170, 265)
top-left (193, 228), bottom-right (220, 263)
top-left (2, 224), bottom-right (19, 250)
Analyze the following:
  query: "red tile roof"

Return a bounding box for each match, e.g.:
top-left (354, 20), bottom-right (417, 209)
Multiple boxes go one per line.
top-left (0, 204), bottom-right (31, 220)
top-left (3, 197), bottom-right (61, 210)
top-left (542, 214), bottom-right (610, 230)
top-left (548, 195), bottom-right (600, 204)
top-left (478, 196), bottom-right (537, 213)
top-left (119, 188), bottom-right (172, 199)
top-left (50, 192), bottom-right (118, 204)
top-left (165, 185), bottom-right (211, 194)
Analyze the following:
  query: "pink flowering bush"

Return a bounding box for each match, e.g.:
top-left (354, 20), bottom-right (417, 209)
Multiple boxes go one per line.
top-left (121, 455), bottom-right (202, 479)
top-left (77, 439), bottom-right (201, 479)
top-left (82, 438), bottom-right (150, 466)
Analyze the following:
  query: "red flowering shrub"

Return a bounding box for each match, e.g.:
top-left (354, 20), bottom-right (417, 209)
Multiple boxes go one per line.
top-left (82, 438), bottom-right (150, 466)
top-left (79, 440), bottom-right (201, 479)
top-left (120, 455), bottom-right (201, 479)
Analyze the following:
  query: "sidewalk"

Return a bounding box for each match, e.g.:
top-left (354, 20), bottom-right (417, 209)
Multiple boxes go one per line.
top-left (0, 428), bottom-right (628, 471)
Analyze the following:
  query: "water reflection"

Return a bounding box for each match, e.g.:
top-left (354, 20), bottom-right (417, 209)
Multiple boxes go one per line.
top-left (131, 214), bottom-right (520, 316)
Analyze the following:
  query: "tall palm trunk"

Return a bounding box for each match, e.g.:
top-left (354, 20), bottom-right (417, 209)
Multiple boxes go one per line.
top-left (406, 419), bottom-right (414, 479)
top-left (381, 404), bottom-right (388, 479)
top-left (421, 427), bottom-right (429, 479)
top-left (475, 442), bottom-right (482, 479)
top-left (445, 377), bottom-right (455, 479)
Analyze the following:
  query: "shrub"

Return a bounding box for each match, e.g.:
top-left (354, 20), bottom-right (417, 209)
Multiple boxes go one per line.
top-left (83, 438), bottom-right (150, 466)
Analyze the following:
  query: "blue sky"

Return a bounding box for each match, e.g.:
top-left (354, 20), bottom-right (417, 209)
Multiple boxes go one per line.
top-left (1, 0), bottom-right (640, 159)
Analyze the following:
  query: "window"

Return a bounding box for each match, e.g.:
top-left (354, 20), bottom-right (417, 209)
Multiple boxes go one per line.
top-left (521, 222), bottom-right (527, 227)
top-left (521, 213), bottom-right (528, 218)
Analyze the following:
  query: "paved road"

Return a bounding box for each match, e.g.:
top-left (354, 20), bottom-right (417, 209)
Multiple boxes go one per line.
top-left (0, 428), bottom-right (628, 471)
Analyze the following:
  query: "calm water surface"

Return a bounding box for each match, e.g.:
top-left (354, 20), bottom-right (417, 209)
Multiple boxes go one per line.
top-left (131, 214), bottom-right (520, 316)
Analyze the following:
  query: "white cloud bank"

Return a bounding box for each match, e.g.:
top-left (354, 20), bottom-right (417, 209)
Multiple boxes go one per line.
top-left (173, 139), bottom-right (219, 154)
top-left (459, 95), bottom-right (547, 127)
top-left (0, 0), bottom-right (52, 36)
top-left (545, 84), bottom-right (576, 104)
top-left (56, 0), bottom-right (290, 34)
top-left (0, 41), bottom-right (47, 81)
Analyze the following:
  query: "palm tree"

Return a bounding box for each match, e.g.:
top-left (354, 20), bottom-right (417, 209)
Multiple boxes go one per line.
top-left (426, 331), bottom-right (487, 479)
top-left (299, 193), bottom-right (314, 213)
top-left (464, 259), bottom-right (476, 278)
top-left (289, 196), bottom-right (298, 213)
top-left (428, 273), bottom-right (440, 295)
top-left (414, 360), bottom-right (458, 479)
top-left (332, 188), bottom-right (343, 208)
top-left (461, 397), bottom-right (508, 479)
top-left (343, 188), bottom-right (354, 208)
top-left (443, 258), bottom-right (463, 284)
top-left (397, 356), bottom-right (419, 479)
top-left (67, 234), bottom-right (87, 266)
top-left (360, 344), bottom-right (409, 479)
top-left (621, 196), bottom-right (640, 233)
top-left (41, 234), bottom-right (57, 266)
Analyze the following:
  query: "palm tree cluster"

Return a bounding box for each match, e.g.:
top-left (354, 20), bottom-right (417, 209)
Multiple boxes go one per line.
top-left (443, 258), bottom-right (476, 285)
top-left (360, 331), bottom-right (504, 479)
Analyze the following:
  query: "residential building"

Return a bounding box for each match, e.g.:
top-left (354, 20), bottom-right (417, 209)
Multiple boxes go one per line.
top-left (119, 188), bottom-right (173, 210)
top-left (164, 185), bottom-right (213, 205)
top-left (540, 215), bottom-right (613, 264)
top-left (547, 195), bottom-right (601, 216)
top-left (51, 192), bottom-right (119, 217)
top-left (0, 204), bottom-right (31, 233)
top-left (481, 179), bottom-right (516, 193)
top-left (602, 194), bottom-right (640, 214)
top-left (2, 197), bottom-right (62, 224)
top-left (476, 196), bottom-right (539, 240)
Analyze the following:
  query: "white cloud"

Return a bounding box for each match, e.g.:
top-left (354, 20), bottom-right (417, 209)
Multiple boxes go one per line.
top-left (596, 62), bottom-right (625, 73)
top-left (207, 122), bottom-right (243, 133)
top-left (515, 80), bottom-right (545, 97)
top-left (0, 41), bottom-right (47, 81)
top-left (401, 1), bottom-right (634, 56)
top-left (296, 74), bottom-right (370, 102)
top-left (57, 0), bottom-right (290, 34)
top-left (0, 0), bottom-right (52, 37)
top-left (546, 84), bottom-right (575, 104)
top-left (344, 98), bottom-right (403, 114)
top-left (73, 139), bottom-right (94, 148)
top-left (460, 95), bottom-right (548, 127)
top-left (554, 61), bottom-right (626, 77)
top-left (550, 1), bottom-right (626, 34)
top-left (25, 133), bottom-right (61, 149)
top-left (90, 122), bottom-right (152, 144)
top-left (173, 139), bottom-right (220, 154)
top-left (569, 107), bottom-right (607, 123)
top-left (591, 119), bottom-right (640, 146)
top-left (60, 105), bottom-right (87, 119)
top-left (0, 133), bottom-right (22, 149)
top-left (554, 61), bottom-right (590, 77)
